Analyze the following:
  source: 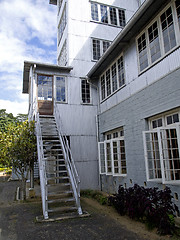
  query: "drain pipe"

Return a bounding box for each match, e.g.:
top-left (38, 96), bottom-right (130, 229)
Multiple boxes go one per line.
top-left (86, 77), bottom-right (103, 191)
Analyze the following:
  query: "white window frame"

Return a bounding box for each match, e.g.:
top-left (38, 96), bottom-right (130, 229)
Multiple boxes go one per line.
top-left (81, 79), bottom-right (91, 104)
top-left (100, 53), bottom-right (125, 101)
top-left (90, 1), bottom-right (126, 28)
top-left (143, 108), bottom-right (180, 184)
top-left (54, 75), bottom-right (67, 103)
top-left (136, 0), bottom-right (180, 73)
top-left (58, 4), bottom-right (67, 46)
top-left (58, 40), bottom-right (67, 66)
top-left (98, 128), bottom-right (127, 176)
top-left (92, 38), bottom-right (111, 61)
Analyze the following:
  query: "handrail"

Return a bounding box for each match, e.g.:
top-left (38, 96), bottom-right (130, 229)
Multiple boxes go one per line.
top-left (29, 98), bottom-right (49, 219)
top-left (54, 104), bottom-right (82, 215)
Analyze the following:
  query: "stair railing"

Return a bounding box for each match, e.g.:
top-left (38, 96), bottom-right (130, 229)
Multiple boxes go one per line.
top-left (54, 105), bottom-right (83, 215)
top-left (29, 98), bottom-right (49, 219)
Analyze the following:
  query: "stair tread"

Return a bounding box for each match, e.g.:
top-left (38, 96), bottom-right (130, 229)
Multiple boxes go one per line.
top-left (48, 190), bottom-right (73, 195)
top-left (47, 197), bottom-right (75, 203)
top-left (47, 182), bottom-right (70, 187)
top-left (48, 206), bottom-right (77, 213)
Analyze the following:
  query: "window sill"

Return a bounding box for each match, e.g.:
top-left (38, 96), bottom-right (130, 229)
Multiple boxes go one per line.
top-left (100, 173), bottom-right (127, 177)
top-left (90, 20), bottom-right (124, 29)
top-left (100, 84), bottom-right (126, 103)
top-left (55, 101), bottom-right (68, 104)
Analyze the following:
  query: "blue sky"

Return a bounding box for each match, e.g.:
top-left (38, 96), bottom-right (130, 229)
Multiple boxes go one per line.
top-left (0, 0), bottom-right (57, 116)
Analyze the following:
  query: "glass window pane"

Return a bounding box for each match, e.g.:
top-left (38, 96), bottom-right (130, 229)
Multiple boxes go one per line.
top-left (56, 76), bottom-right (66, 102)
top-left (91, 3), bottom-right (99, 21)
top-left (100, 5), bottom-right (108, 23)
top-left (110, 7), bottom-right (117, 25)
top-left (160, 7), bottom-right (176, 54)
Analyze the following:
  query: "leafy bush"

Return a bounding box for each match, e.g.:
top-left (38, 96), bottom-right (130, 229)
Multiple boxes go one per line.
top-left (108, 184), bottom-right (179, 235)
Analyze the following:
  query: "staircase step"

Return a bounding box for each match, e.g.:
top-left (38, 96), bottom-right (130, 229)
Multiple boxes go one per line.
top-left (48, 190), bottom-right (73, 197)
top-left (48, 206), bottom-right (77, 213)
top-left (47, 182), bottom-right (70, 187)
top-left (47, 197), bottom-right (75, 204)
top-left (47, 176), bottom-right (69, 180)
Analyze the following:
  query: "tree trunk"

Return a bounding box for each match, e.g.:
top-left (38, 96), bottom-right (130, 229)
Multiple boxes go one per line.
top-left (21, 177), bottom-right (26, 200)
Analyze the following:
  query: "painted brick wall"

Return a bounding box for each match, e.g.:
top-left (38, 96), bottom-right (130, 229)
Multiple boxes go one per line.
top-left (98, 67), bottom-right (180, 208)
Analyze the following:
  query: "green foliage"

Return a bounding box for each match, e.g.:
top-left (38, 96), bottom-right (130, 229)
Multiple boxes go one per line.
top-left (81, 189), bottom-right (108, 205)
top-left (0, 119), bottom-right (37, 199)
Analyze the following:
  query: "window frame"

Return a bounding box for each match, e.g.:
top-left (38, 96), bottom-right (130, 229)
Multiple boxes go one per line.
top-left (58, 4), bottom-right (67, 46)
top-left (143, 108), bottom-right (180, 184)
top-left (90, 1), bottom-right (126, 28)
top-left (100, 53), bottom-right (125, 102)
top-left (54, 75), bottom-right (67, 103)
top-left (98, 128), bottom-right (127, 176)
top-left (81, 79), bottom-right (91, 104)
top-left (136, 0), bottom-right (180, 74)
top-left (91, 38), bottom-right (111, 61)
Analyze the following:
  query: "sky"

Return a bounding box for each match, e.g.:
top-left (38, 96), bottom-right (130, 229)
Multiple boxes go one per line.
top-left (0, 0), bottom-right (57, 116)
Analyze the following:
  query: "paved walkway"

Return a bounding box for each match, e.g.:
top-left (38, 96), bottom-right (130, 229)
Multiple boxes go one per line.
top-left (0, 176), bottom-right (168, 240)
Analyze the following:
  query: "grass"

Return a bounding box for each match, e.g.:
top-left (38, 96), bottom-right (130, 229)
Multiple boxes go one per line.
top-left (81, 189), bottom-right (108, 205)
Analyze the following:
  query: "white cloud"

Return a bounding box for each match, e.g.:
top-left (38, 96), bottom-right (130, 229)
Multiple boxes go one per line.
top-left (0, 99), bottom-right (28, 116)
top-left (0, 0), bottom-right (57, 113)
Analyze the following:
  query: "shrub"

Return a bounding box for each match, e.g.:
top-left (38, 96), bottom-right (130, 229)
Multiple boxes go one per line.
top-left (108, 184), bottom-right (179, 235)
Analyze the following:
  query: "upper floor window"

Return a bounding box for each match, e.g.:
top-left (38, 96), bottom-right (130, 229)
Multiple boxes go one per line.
top-left (56, 76), bottom-right (66, 102)
top-left (100, 54), bottom-right (125, 101)
top-left (91, 2), bottom-right (126, 27)
top-left (137, 0), bottom-right (180, 73)
top-left (143, 108), bottom-right (180, 184)
top-left (81, 79), bottom-right (91, 104)
top-left (38, 75), bottom-right (53, 101)
top-left (92, 38), bottom-right (111, 61)
top-left (58, 40), bottom-right (67, 66)
top-left (58, 0), bottom-right (63, 14)
top-left (58, 4), bottom-right (66, 45)
top-left (98, 127), bottom-right (127, 176)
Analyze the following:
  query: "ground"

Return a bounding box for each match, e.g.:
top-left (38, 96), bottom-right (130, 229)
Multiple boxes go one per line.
top-left (0, 173), bottom-right (179, 240)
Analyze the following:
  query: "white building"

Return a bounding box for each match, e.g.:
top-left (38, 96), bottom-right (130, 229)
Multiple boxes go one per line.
top-left (23, 0), bottom-right (139, 219)
top-left (23, 0), bottom-right (180, 218)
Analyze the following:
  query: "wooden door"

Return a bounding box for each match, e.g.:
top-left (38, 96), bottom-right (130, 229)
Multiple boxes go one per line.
top-left (37, 74), bottom-right (53, 115)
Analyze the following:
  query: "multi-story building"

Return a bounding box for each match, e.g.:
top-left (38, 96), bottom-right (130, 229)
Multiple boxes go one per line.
top-left (87, 0), bottom-right (180, 210)
top-left (23, 0), bottom-right (139, 218)
top-left (23, 0), bottom-right (180, 218)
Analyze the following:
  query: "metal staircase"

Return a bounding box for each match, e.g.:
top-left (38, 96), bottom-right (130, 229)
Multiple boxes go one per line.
top-left (35, 113), bottom-right (82, 219)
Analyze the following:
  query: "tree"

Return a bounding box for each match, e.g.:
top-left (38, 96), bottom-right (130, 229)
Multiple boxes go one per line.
top-left (0, 120), bottom-right (37, 200)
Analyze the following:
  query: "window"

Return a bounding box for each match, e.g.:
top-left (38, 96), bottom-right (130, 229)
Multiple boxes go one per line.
top-left (176, 0), bottom-right (180, 29)
top-left (111, 63), bottom-right (117, 92)
top-left (58, 5), bottom-right (66, 45)
top-left (91, 2), bottom-right (99, 21)
top-left (92, 38), bottom-right (111, 61)
top-left (92, 39), bottom-right (100, 60)
top-left (58, 0), bottom-right (63, 14)
top-left (98, 128), bottom-right (127, 176)
top-left (58, 40), bottom-right (67, 66)
top-left (143, 109), bottom-right (180, 184)
top-left (91, 2), bottom-right (126, 27)
top-left (56, 76), bottom-right (66, 102)
top-left (81, 79), bottom-right (91, 104)
top-left (160, 7), bottom-right (176, 53)
top-left (38, 75), bottom-right (53, 100)
top-left (100, 54), bottom-right (125, 101)
top-left (137, 1), bottom-right (180, 72)
top-left (100, 5), bottom-right (108, 23)
top-left (100, 75), bottom-right (105, 100)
